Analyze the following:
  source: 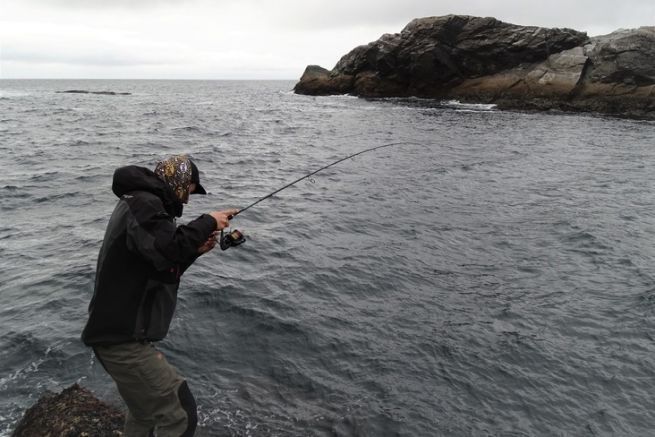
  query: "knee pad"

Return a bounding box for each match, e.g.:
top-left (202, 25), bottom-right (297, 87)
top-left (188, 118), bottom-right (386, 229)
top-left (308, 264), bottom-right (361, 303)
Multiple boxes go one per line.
top-left (178, 380), bottom-right (198, 437)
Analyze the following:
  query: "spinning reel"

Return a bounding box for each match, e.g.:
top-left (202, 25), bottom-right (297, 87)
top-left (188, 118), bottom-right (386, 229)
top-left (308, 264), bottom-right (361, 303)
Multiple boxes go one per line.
top-left (219, 228), bottom-right (246, 250)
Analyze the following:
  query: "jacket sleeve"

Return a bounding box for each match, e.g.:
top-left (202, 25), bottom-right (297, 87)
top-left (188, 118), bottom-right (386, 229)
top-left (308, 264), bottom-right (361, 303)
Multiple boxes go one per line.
top-left (125, 194), bottom-right (217, 272)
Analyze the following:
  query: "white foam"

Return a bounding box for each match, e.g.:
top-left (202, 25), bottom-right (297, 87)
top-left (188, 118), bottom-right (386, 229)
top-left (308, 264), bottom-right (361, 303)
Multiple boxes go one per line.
top-left (443, 100), bottom-right (497, 111)
top-left (0, 358), bottom-right (46, 390)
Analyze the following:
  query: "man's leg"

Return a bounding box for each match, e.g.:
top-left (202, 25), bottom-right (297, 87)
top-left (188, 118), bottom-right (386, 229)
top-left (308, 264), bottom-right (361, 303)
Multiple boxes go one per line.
top-left (124, 410), bottom-right (155, 437)
top-left (93, 342), bottom-right (197, 437)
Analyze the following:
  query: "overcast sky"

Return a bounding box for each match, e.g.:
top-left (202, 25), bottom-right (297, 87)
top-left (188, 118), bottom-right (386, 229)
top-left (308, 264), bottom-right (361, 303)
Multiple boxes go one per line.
top-left (1, 0), bottom-right (653, 80)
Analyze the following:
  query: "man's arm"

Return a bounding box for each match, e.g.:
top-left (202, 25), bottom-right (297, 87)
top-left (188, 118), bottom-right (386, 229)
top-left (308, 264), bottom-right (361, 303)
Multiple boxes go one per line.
top-left (125, 195), bottom-right (235, 271)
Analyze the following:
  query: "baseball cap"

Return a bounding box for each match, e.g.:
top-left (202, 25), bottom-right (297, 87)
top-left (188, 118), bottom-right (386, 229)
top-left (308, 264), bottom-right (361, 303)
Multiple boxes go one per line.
top-left (189, 160), bottom-right (207, 195)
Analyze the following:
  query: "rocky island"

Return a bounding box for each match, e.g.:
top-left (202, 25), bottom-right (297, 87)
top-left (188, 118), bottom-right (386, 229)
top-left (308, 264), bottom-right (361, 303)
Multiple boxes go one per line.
top-left (294, 15), bottom-right (655, 120)
top-left (56, 90), bottom-right (132, 95)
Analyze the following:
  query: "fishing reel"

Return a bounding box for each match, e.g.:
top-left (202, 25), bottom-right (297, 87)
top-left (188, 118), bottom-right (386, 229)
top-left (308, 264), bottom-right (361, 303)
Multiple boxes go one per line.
top-left (219, 228), bottom-right (246, 250)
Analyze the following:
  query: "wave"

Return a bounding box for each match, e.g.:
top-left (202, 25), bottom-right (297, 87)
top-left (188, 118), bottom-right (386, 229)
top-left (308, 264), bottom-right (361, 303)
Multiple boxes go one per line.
top-left (442, 100), bottom-right (497, 111)
top-left (171, 126), bottom-right (204, 132)
top-left (33, 192), bottom-right (78, 203)
top-left (3, 79), bottom-right (655, 436)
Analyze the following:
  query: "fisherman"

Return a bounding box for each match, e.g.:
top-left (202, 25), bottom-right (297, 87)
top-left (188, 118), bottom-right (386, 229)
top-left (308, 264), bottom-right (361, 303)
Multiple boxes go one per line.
top-left (82, 154), bottom-right (237, 437)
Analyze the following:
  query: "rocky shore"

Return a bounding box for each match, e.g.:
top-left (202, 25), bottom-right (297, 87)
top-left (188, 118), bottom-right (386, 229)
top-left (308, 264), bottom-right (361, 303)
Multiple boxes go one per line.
top-left (294, 15), bottom-right (655, 120)
top-left (11, 384), bottom-right (124, 437)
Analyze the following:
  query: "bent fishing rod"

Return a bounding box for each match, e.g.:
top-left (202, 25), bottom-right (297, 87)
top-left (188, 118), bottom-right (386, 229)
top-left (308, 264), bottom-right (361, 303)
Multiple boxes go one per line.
top-left (218, 140), bottom-right (423, 250)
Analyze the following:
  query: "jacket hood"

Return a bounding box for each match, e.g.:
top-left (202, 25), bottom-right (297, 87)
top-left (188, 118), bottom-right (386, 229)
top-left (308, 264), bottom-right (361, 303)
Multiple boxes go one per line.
top-left (112, 166), bottom-right (184, 217)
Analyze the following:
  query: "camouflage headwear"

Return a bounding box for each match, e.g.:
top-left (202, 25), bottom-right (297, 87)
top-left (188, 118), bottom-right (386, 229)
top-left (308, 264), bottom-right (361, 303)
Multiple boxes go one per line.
top-left (154, 155), bottom-right (193, 203)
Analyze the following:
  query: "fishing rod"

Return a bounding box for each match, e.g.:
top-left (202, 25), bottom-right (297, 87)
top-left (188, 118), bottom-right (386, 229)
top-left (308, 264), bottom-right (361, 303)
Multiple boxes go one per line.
top-left (219, 140), bottom-right (423, 250)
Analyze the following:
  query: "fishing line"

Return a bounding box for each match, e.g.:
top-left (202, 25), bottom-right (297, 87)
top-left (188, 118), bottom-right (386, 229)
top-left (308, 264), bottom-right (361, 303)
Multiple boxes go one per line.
top-left (219, 140), bottom-right (424, 250)
top-left (233, 140), bottom-right (423, 217)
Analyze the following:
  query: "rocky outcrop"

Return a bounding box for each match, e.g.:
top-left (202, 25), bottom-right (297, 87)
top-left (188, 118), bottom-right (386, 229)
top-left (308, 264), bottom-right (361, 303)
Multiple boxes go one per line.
top-left (12, 384), bottom-right (124, 437)
top-left (294, 15), bottom-right (655, 119)
top-left (56, 90), bottom-right (131, 95)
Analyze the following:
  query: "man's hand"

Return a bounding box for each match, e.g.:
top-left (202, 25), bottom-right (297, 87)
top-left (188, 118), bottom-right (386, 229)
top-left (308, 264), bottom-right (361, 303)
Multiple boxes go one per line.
top-left (209, 208), bottom-right (239, 230)
top-left (198, 231), bottom-right (219, 254)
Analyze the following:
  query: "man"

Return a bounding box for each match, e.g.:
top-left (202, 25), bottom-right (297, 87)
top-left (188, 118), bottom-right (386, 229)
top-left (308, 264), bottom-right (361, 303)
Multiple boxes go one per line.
top-left (82, 154), bottom-right (237, 436)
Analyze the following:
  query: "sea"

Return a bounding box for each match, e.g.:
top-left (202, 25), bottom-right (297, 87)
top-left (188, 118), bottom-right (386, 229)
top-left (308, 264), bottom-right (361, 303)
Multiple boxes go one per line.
top-left (1, 79), bottom-right (655, 436)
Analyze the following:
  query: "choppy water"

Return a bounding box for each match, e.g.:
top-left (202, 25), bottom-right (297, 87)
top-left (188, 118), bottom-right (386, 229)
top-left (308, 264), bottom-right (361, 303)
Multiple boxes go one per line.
top-left (1, 79), bottom-right (655, 436)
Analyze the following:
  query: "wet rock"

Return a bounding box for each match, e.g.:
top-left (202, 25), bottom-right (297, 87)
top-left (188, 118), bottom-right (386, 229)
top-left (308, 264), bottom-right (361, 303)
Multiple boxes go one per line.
top-left (294, 15), bottom-right (655, 119)
top-left (12, 384), bottom-right (124, 437)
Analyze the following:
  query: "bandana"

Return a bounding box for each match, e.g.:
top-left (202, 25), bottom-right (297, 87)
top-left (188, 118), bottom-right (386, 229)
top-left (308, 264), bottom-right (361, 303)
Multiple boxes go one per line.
top-left (154, 155), bottom-right (193, 204)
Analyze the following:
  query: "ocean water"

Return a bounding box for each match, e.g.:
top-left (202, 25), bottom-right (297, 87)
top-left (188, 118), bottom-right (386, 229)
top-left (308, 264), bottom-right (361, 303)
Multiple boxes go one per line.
top-left (1, 79), bottom-right (655, 436)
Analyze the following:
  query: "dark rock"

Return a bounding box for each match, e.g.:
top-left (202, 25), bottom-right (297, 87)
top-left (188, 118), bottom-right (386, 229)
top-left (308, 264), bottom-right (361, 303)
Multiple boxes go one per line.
top-left (584, 27), bottom-right (655, 86)
top-left (56, 90), bottom-right (131, 95)
top-left (297, 15), bottom-right (587, 97)
top-left (294, 15), bottom-right (655, 119)
top-left (12, 384), bottom-right (124, 437)
top-left (293, 65), bottom-right (354, 95)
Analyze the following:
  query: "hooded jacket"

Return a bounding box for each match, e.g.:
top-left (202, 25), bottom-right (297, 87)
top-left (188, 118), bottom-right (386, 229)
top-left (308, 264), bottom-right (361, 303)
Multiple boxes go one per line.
top-left (82, 165), bottom-right (216, 346)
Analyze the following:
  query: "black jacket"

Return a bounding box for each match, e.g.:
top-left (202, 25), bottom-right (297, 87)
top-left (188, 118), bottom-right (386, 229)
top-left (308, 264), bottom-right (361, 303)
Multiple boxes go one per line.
top-left (82, 166), bottom-right (216, 346)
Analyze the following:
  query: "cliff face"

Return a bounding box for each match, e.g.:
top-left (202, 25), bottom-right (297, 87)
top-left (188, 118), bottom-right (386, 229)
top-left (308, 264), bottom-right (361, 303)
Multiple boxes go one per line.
top-left (294, 15), bottom-right (655, 119)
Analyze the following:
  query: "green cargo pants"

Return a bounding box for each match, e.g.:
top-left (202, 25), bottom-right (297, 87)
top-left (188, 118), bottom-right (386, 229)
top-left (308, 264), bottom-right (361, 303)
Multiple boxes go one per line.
top-left (93, 342), bottom-right (197, 437)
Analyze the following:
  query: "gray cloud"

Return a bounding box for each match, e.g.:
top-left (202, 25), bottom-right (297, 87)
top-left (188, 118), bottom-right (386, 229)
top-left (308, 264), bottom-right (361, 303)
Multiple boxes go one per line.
top-left (19, 0), bottom-right (201, 9)
top-left (265, 0), bottom-right (654, 35)
top-left (16, 0), bottom-right (655, 32)
top-left (2, 48), bottom-right (180, 66)
top-left (3, 0), bottom-right (653, 79)
top-left (9, 0), bottom-right (654, 34)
